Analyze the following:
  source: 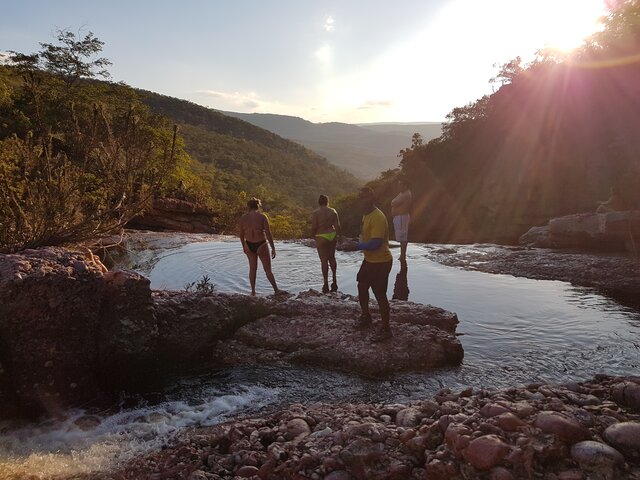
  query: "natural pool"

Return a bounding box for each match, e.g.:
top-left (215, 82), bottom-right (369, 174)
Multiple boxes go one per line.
top-left (1, 238), bottom-right (638, 478)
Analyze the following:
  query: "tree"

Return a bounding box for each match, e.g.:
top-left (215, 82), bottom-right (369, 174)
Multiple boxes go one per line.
top-left (0, 32), bottom-right (179, 253)
top-left (38, 29), bottom-right (112, 85)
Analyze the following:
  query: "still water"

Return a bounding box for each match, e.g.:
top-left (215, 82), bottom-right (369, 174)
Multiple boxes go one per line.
top-left (1, 238), bottom-right (638, 478)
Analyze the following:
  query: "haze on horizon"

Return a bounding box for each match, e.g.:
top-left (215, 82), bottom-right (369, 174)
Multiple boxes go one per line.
top-left (1, 0), bottom-right (607, 124)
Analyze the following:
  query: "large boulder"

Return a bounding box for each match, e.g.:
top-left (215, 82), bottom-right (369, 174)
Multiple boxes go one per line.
top-left (127, 197), bottom-right (219, 233)
top-left (0, 247), bottom-right (107, 415)
top-left (519, 210), bottom-right (640, 252)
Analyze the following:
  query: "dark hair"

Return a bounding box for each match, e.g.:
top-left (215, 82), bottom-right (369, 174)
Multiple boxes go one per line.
top-left (359, 186), bottom-right (374, 196)
top-left (247, 197), bottom-right (261, 209)
top-left (318, 194), bottom-right (329, 206)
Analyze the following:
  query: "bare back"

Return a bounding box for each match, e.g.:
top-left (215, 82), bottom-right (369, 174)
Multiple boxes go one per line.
top-left (312, 206), bottom-right (340, 235)
top-left (239, 210), bottom-right (268, 242)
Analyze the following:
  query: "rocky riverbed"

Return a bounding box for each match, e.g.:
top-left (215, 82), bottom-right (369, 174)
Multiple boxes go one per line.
top-left (78, 375), bottom-right (640, 480)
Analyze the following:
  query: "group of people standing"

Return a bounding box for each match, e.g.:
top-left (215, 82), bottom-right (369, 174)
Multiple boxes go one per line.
top-left (237, 180), bottom-right (412, 342)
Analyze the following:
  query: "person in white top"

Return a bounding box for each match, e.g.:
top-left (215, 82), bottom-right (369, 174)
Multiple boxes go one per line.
top-left (390, 178), bottom-right (412, 263)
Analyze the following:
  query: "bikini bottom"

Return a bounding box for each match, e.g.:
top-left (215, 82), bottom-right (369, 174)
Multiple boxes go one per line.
top-left (246, 239), bottom-right (266, 254)
top-left (316, 231), bottom-right (337, 242)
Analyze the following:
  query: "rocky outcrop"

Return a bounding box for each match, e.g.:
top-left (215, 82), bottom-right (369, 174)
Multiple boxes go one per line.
top-left (0, 248), bottom-right (462, 415)
top-left (425, 244), bottom-right (640, 309)
top-left (98, 375), bottom-right (640, 480)
top-left (0, 247), bottom-right (107, 415)
top-left (211, 290), bottom-right (463, 377)
top-left (519, 210), bottom-right (640, 252)
top-left (127, 197), bottom-right (219, 233)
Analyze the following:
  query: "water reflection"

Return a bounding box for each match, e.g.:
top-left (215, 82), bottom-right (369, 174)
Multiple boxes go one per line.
top-left (392, 259), bottom-right (409, 301)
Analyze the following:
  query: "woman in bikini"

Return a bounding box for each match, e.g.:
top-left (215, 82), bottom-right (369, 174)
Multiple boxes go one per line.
top-left (238, 197), bottom-right (281, 295)
top-left (311, 194), bottom-right (342, 293)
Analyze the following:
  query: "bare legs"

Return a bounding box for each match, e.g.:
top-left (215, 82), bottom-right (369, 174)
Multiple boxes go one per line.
top-left (245, 244), bottom-right (279, 294)
top-left (400, 241), bottom-right (408, 263)
top-left (316, 237), bottom-right (337, 293)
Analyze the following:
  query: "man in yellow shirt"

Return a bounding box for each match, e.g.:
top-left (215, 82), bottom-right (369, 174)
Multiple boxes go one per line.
top-left (355, 187), bottom-right (393, 341)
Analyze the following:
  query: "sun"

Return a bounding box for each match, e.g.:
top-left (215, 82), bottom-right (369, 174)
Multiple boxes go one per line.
top-left (535, 0), bottom-right (606, 53)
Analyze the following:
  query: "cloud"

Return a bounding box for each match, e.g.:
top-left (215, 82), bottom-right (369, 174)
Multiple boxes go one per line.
top-left (197, 89), bottom-right (261, 109)
top-left (324, 15), bottom-right (335, 32)
top-left (357, 99), bottom-right (394, 110)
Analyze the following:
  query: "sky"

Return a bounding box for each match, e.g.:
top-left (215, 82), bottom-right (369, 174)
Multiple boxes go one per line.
top-left (0, 0), bottom-right (608, 124)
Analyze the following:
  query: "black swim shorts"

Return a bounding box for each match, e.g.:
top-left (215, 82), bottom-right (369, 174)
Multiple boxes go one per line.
top-left (357, 259), bottom-right (393, 296)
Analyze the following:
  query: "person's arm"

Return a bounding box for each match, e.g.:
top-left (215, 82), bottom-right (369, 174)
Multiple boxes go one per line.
top-left (357, 238), bottom-right (383, 250)
top-left (311, 211), bottom-right (318, 237)
top-left (264, 215), bottom-right (276, 259)
top-left (334, 210), bottom-right (342, 242)
top-left (238, 219), bottom-right (250, 254)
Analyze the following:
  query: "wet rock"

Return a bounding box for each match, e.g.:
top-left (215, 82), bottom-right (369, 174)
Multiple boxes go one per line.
top-left (324, 471), bottom-right (353, 480)
top-left (286, 418), bottom-right (311, 441)
top-left (533, 411), bottom-right (591, 444)
top-left (235, 465), bottom-right (260, 477)
top-left (464, 434), bottom-right (510, 470)
top-left (571, 440), bottom-right (624, 475)
top-left (481, 403), bottom-right (511, 418)
top-left (395, 407), bottom-right (421, 427)
top-left (519, 210), bottom-right (640, 252)
top-left (603, 422), bottom-right (640, 456)
top-left (495, 412), bottom-right (525, 432)
top-left (490, 466), bottom-right (514, 480)
top-left (612, 381), bottom-right (640, 410)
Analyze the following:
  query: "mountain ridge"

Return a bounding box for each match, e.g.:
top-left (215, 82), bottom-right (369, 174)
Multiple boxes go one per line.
top-left (222, 111), bottom-right (442, 179)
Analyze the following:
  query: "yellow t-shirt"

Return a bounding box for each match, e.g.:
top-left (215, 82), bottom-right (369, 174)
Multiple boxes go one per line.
top-left (361, 208), bottom-right (392, 263)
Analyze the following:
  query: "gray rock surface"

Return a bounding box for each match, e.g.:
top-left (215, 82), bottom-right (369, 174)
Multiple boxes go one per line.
top-left (519, 210), bottom-right (640, 252)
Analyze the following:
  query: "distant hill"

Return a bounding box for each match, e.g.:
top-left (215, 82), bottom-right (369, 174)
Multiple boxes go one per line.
top-left (223, 112), bottom-right (442, 179)
top-left (138, 92), bottom-right (361, 208)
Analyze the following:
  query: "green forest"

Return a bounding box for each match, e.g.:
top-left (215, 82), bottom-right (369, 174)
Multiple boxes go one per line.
top-left (1, 0), bottom-right (639, 252)
top-left (0, 31), bottom-right (359, 253)
top-left (340, 0), bottom-right (640, 243)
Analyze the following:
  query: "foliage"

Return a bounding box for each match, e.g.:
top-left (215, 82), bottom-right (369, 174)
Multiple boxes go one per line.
top-left (0, 32), bottom-right (179, 252)
top-left (337, 0), bottom-right (640, 245)
top-left (184, 274), bottom-right (216, 294)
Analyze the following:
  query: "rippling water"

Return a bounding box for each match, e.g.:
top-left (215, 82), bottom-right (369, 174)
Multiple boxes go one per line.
top-left (2, 238), bottom-right (638, 478)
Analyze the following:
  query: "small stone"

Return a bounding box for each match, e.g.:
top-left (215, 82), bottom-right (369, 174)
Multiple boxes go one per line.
top-left (603, 422), bottom-right (640, 453)
top-left (464, 434), bottom-right (510, 471)
top-left (187, 470), bottom-right (209, 480)
top-left (286, 418), bottom-right (311, 440)
top-left (236, 465), bottom-right (259, 477)
top-left (490, 466), bottom-right (514, 480)
top-left (480, 404), bottom-right (510, 417)
top-left (571, 440), bottom-right (624, 472)
top-left (534, 411), bottom-right (590, 444)
top-left (495, 412), bottom-right (525, 432)
top-left (324, 471), bottom-right (352, 480)
top-left (395, 407), bottom-right (420, 427)
top-left (557, 470), bottom-right (584, 480)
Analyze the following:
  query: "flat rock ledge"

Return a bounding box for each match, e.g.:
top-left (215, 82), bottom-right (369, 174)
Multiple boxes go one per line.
top-left (519, 210), bottom-right (640, 252)
top-left (0, 247), bottom-right (462, 415)
top-left (94, 375), bottom-right (640, 480)
top-left (424, 244), bottom-right (640, 309)
top-left (208, 289), bottom-right (462, 378)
